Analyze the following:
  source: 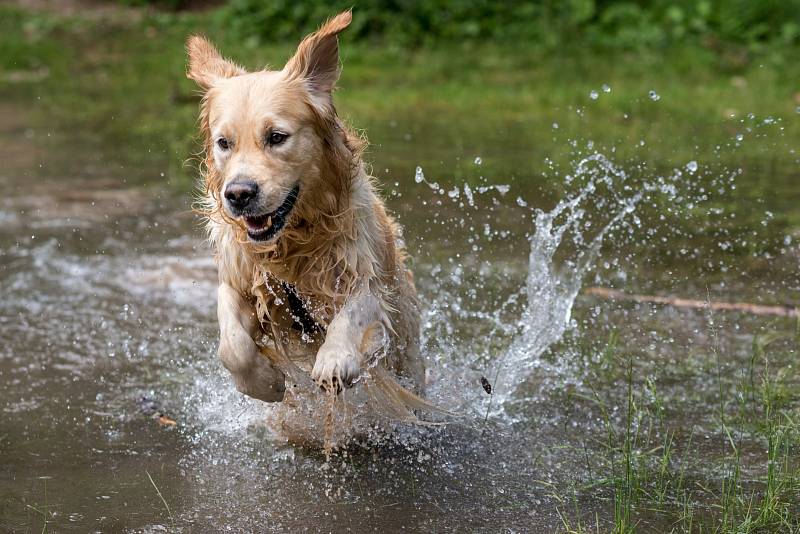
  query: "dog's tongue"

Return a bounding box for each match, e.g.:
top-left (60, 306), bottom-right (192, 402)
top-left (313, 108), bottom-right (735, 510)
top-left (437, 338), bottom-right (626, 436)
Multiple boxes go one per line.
top-left (245, 214), bottom-right (272, 231)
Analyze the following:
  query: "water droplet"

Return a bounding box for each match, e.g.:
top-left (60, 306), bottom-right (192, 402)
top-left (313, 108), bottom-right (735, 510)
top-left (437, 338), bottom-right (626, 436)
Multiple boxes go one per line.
top-left (796, 106), bottom-right (800, 114)
top-left (473, 157), bottom-right (482, 165)
top-left (414, 166), bottom-right (424, 183)
top-left (648, 90), bottom-right (661, 101)
top-left (463, 184), bottom-right (474, 206)
top-left (602, 84), bottom-right (611, 93)
top-left (552, 122), bottom-right (559, 130)
top-left (589, 90), bottom-right (599, 100)
top-left (686, 161), bottom-right (698, 174)
top-left (735, 133), bottom-right (744, 142)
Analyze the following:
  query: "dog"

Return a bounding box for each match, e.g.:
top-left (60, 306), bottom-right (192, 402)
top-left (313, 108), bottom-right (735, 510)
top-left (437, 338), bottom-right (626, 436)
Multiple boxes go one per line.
top-left (186, 11), bottom-right (432, 428)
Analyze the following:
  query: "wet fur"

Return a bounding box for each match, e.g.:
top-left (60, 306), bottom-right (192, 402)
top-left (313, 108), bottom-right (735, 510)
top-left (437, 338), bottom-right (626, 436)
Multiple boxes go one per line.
top-left (187, 11), bottom-right (434, 433)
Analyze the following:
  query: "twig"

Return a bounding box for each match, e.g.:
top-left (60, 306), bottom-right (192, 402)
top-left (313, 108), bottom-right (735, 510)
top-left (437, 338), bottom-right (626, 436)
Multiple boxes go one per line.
top-left (584, 287), bottom-right (799, 318)
top-left (146, 470), bottom-right (174, 524)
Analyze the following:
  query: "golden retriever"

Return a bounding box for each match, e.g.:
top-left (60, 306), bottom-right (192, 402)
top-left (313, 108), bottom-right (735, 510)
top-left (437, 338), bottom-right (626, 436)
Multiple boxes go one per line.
top-left (186, 10), bottom-right (434, 428)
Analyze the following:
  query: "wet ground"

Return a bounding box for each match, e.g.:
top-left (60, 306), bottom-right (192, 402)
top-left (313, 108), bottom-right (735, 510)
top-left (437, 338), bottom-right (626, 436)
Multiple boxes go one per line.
top-left (1, 20), bottom-right (799, 533)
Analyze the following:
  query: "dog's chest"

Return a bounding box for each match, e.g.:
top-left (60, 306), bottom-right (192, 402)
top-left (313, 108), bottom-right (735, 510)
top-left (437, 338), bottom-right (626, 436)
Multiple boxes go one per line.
top-left (279, 281), bottom-right (323, 336)
top-left (252, 279), bottom-right (330, 350)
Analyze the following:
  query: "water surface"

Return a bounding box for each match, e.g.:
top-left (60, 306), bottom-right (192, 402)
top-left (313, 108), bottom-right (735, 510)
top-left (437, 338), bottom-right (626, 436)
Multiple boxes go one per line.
top-left (1, 38), bottom-right (798, 532)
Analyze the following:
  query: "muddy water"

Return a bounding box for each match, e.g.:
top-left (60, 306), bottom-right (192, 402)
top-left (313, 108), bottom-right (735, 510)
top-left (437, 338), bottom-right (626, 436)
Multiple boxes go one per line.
top-left (0, 102), bottom-right (558, 531)
top-left (1, 80), bottom-right (798, 532)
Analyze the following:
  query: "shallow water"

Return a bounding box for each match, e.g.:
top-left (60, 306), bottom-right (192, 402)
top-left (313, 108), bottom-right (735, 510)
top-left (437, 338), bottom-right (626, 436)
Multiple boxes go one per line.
top-left (1, 54), bottom-right (799, 532)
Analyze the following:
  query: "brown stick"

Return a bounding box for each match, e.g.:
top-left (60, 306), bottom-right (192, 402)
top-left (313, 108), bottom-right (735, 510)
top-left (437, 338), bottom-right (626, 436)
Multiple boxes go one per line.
top-left (584, 287), bottom-right (799, 318)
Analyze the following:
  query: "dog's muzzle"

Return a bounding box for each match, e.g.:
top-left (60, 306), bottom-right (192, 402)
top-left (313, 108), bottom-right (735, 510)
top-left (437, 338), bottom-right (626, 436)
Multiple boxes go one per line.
top-left (239, 184), bottom-right (300, 242)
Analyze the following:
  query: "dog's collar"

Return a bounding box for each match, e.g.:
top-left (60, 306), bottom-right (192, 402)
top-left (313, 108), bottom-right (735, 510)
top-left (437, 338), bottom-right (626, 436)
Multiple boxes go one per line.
top-left (280, 282), bottom-right (323, 335)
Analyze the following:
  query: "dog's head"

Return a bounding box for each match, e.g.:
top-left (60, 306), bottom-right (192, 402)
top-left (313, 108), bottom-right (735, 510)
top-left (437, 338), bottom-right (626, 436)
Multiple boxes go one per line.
top-left (187, 11), bottom-right (357, 244)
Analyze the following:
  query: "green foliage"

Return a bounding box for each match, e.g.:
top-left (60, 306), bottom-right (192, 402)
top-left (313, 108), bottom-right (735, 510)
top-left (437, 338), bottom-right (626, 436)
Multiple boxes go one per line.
top-left (222, 0), bottom-right (550, 46)
top-left (119, 0), bottom-right (189, 10)
top-left (219, 0), bottom-right (800, 49)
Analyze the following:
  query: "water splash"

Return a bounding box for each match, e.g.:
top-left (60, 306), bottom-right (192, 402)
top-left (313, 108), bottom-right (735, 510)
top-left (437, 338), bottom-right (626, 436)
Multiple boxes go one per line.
top-left (490, 155), bottom-right (642, 407)
top-left (415, 153), bottom-right (697, 417)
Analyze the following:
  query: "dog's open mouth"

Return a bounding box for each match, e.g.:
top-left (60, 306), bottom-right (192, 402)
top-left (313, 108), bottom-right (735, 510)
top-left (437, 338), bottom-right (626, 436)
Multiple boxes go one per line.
top-left (243, 184), bottom-right (300, 242)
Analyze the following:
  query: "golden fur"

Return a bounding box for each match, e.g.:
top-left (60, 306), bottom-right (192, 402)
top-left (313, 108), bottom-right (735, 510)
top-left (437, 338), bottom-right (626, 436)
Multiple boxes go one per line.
top-left (186, 11), bottom-right (437, 438)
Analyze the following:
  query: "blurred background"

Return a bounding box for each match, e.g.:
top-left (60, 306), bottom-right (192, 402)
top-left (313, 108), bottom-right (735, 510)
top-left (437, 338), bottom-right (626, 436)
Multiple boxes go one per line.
top-left (1, 1), bottom-right (799, 532)
top-left (4, 0), bottom-right (798, 186)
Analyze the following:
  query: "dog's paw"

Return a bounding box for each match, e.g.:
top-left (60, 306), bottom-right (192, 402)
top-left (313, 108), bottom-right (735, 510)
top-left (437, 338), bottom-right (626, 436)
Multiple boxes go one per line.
top-left (218, 333), bottom-right (286, 403)
top-left (232, 355), bottom-right (286, 403)
top-left (311, 345), bottom-right (361, 394)
top-left (222, 347), bottom-right (286, 403)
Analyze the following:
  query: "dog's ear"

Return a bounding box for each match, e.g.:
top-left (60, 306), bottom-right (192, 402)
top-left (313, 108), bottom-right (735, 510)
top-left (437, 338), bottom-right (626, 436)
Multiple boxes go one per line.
top-left (186, 35), bottom-right (245, 90)
top-left (283, 10), bottom-right (352, 110)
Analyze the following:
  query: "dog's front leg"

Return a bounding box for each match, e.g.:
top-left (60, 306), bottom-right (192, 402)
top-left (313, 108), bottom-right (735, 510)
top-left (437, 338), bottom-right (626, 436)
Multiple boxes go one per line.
top-left (217, 283), bottom-right (286, 402)
top-left (311, 289), bottom-right (387, 393)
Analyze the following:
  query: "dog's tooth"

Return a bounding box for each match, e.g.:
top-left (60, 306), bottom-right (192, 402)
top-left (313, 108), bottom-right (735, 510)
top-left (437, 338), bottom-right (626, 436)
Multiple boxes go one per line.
top-left (267, 216), bottom-right (272, 228)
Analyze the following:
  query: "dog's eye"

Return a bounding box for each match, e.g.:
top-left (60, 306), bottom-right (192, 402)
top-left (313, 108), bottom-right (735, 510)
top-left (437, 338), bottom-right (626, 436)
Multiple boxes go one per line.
top-left (267, 131), bottom-right (289, 146)
top-left (217, 137), bottom-right (230, 151)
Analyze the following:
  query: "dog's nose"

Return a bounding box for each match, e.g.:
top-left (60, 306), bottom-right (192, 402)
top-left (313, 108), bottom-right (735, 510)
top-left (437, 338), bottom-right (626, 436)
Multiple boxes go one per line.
top-left (224, 180), bottom-right (259, 211)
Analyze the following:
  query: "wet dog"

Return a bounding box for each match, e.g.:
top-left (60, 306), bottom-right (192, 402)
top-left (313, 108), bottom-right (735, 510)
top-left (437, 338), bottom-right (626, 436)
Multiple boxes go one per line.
top-left (187, 11), bottom-right (429, 421)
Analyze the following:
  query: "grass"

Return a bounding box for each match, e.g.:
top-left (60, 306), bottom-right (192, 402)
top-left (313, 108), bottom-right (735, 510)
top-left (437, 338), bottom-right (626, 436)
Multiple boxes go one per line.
top-left (2, 6), bottom-right (799, 177)
top-left (559, 327), bottom-right (800, 533)
top-left (24, 480), bottom-right (54, 534)
top-left (146, 470), bottom-right (174, 525)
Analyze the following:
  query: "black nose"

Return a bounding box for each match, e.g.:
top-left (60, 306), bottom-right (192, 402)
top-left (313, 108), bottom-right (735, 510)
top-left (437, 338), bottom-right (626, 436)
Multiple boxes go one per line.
top-left (224, 180), bottom-right (259, 211)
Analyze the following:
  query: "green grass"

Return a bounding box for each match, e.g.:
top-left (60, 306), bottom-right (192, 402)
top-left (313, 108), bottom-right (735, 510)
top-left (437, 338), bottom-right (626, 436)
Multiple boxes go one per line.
top-left (2, 5), bottom-right (799, 173)
top-left (559, 327), bottom-right (800, 533)
top-left (23, 479), bottom-right (54, 534)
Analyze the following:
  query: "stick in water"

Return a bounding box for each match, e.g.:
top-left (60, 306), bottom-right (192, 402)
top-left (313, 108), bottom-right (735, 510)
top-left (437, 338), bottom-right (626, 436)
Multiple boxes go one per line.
top-left (584, 287), bottom-right (799, 318)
